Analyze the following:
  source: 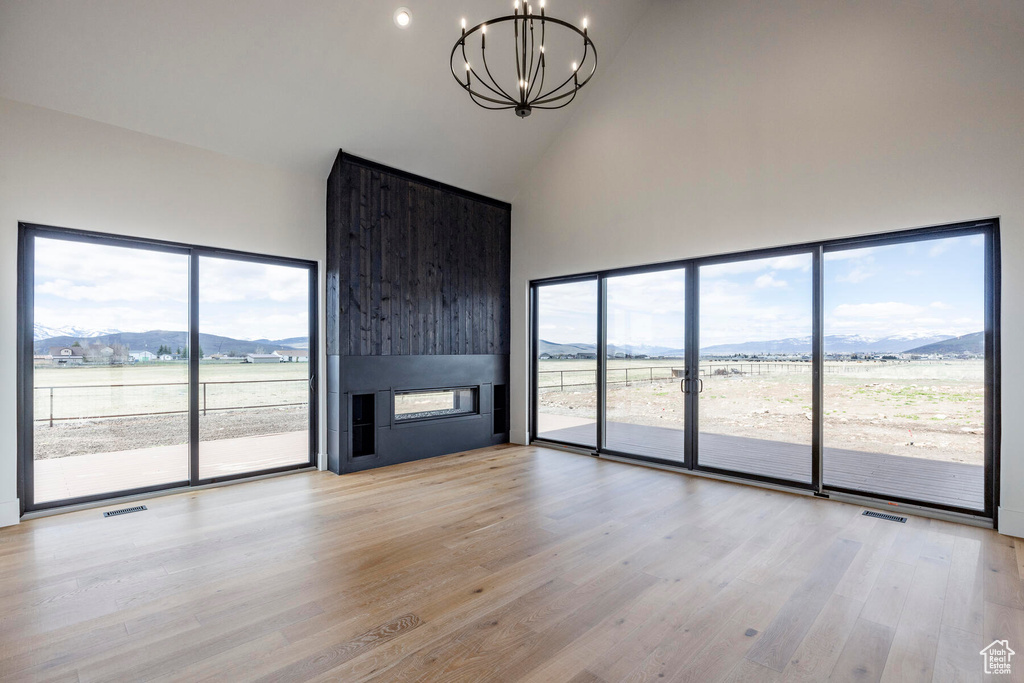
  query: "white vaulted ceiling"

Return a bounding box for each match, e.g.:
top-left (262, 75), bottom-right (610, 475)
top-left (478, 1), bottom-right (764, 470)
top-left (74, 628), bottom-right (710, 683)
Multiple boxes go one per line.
top-left (0, 0), bottom-right (652, 200)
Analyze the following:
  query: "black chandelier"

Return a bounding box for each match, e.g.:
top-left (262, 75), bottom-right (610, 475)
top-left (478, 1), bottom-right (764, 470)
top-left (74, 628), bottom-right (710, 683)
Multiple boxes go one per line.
top-left (450, 0), bottom-right (596, 118)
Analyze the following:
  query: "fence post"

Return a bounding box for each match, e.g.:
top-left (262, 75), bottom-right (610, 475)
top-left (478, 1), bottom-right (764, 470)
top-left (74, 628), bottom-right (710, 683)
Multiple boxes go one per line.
top-left (560, 371), bottom-right (564, 391)
top-left (203, 382), bottom-right (207, 416)
top-left (49, 387), bottom-right (54, 428)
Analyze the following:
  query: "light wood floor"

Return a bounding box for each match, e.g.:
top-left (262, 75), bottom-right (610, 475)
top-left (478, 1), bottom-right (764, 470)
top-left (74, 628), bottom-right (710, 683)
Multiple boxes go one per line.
top-left (1, 443), bottom-right (1022, 682)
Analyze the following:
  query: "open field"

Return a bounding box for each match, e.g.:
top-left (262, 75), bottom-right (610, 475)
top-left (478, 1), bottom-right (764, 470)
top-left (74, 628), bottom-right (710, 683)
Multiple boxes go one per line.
top-left (34, 362), bottom-right (308, 421)
top-left (538, 359), bottom-right (985, 465)
top-left (32, 362), bottom-right (310, 459)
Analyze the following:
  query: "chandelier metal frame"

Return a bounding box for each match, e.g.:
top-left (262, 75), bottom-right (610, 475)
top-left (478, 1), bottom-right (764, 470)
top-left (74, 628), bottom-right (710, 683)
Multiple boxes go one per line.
top-left (449, 2), bottom-right (597, 118)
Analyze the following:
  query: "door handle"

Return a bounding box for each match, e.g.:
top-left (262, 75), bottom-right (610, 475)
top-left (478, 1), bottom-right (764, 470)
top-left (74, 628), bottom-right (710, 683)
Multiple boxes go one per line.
top-left (697, 378), bottom-right (703, 393)
top-left (309, 375), bottom-right (315, 392)
top-left (680, 378), bottom-right (688, 394)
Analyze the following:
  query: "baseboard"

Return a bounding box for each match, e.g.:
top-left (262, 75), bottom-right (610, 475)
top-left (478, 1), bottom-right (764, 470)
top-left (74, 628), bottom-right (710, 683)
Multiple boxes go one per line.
top-left (998, 507), bottom-right (1024, 538)
top-left (0, 498), bottom-right (20, 528)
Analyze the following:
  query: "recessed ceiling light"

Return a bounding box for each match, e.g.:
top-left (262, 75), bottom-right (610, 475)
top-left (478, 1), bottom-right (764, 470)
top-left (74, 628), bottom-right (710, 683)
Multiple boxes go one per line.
top-left (393, 7), bottom-right (412, 28)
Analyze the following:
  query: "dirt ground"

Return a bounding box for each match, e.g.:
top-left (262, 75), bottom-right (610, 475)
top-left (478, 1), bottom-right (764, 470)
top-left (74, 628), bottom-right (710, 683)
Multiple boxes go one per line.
top-left (34, 407), bottom-right (308, 459)
top-left (539, 360), bottom-right (985, 465)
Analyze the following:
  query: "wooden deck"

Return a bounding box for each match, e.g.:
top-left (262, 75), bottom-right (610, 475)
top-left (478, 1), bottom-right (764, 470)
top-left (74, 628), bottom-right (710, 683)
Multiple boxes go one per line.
top-left (34, 431), bottom-right (309, 503)
top-left (542, 422), bottom-right (985, 510)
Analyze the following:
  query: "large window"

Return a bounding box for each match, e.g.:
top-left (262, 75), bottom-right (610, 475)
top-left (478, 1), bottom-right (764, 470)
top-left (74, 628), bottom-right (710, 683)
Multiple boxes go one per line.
top-left (197, 256), bottom-right (312, 480)
top-left (30, 237), bottom-right (191, 503)
top-left (698, 253), bottom-right (813, 483)
top-left (603, 268), bottom-right (686, 462)
top-left (18, 225), bottom-right (318, 512)
top-left (531, 220), bottom-right (998, 518)
top-left (823, 234), bottom-right (988, 510)
top-left (534, 279), bottom-right (598, 448)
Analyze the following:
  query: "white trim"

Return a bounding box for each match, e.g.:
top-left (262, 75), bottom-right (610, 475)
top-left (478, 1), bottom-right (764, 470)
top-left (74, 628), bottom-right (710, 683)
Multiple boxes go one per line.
top-left (0, 498), bottom-right (20, 527)
top-left (998, 507), bottom-right (1024, 538)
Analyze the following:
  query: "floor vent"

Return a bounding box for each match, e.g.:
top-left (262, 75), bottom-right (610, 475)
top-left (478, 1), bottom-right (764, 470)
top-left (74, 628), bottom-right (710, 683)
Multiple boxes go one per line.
top-left (103, 505), bottom-right (147, 518)
top-left (862, 509), bottom-right (906, 523)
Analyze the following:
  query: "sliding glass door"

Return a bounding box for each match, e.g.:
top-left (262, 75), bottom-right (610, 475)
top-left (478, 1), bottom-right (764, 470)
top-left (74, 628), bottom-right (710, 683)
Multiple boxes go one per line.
top-left (19, 225), bottom-right (317, 512)
top-left (531, 219), bottom-right (998, 518)
top-left (29, 236), bottom-right (191, 504)
top-left (603, 268), bottom-right (687, 463)
top-left (534, 279), bottom-right (598, 448)
top-left (697, 253), bottom-right (813, 483)
top-left (197, 256), bottom-right (314, 480)
top-left (823, 233), bottom-right (989, 511)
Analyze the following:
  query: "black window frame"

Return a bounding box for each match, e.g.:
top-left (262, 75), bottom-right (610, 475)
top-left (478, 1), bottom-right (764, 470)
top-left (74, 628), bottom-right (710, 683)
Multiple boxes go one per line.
top-left (17, 222), bottom-right (320, 514)
top-left (530, 218), bottom-right (1000, 521)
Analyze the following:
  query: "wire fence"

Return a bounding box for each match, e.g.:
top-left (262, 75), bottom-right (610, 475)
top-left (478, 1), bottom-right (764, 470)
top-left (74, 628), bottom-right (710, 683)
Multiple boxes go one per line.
top-left (538, 361), bottom-right (883, 391)
top-left (34, 378), bottom-right (309, 426)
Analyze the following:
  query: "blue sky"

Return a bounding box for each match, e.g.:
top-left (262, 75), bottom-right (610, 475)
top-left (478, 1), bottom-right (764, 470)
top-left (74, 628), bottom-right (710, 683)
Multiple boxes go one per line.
top-left (538, 233), bottom-right (985, 347)
top-left (34, 238), bottom-right (309, 341)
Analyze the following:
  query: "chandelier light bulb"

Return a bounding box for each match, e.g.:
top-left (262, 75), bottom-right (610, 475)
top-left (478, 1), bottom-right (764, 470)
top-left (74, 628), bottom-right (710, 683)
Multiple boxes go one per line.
top-left (572, 61), bottom-right (578, 71)
top-left (465, 62), bottom-right (471, 71)
top-left (582, 17), bottom-right (588, 29)
top-left (461, 17), bottom-right (466, 29)
top-left (481, 24), bottom-right (487, 34)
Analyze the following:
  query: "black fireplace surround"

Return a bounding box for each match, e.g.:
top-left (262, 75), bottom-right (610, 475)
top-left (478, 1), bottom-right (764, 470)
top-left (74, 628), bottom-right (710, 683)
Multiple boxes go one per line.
top-left (325, 152), bottom-right (511, 474)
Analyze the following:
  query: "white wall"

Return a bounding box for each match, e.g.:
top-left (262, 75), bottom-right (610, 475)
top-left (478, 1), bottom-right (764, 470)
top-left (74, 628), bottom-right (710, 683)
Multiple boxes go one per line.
top-left (510, 0), bottom-right (1024, 532)
top-left (0, 98), bottom-right (326, 527)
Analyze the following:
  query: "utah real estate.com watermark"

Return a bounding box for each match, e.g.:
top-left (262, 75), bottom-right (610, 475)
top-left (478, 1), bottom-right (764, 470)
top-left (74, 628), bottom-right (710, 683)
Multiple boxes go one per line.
top-left (980, 640), bottom-right (1015, 675)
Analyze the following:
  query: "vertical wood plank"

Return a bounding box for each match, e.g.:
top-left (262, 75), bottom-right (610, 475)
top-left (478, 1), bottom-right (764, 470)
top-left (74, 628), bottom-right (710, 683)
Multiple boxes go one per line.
top-left (325, 153), bottom-right (511, 359)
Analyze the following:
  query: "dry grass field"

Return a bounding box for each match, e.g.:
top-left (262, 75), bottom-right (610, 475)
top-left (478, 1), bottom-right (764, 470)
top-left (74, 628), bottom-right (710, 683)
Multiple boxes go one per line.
top-left (32, 362), bottom-right (309, 459)
top-left (539, 359), bottom-right (985, 465)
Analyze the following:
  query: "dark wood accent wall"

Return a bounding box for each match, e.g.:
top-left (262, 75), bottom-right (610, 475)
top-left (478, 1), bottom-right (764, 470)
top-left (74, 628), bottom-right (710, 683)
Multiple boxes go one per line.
top-left (325, 151), bottom-right (512, 474)
top-left (326, 152), bottom-right (511, 357)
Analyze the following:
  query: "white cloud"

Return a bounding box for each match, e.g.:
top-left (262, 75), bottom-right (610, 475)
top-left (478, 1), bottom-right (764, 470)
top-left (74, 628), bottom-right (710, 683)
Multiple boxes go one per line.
top-left (824, 247), bottom-right (877, 262)
top-left (754, 273), bottom-right (788, 289)
top-left (832, 302), bottom-right (924, 318)
top-left (835, 266), bottom-right (875, 284)
top-left (702, 253), bottom-right (811, 278)
top-left (929, 301), bottom-right (951, 310)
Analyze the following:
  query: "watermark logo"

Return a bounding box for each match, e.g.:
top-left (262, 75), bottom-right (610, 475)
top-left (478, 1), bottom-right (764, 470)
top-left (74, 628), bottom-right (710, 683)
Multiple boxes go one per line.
top-left (980, 639), bottom-right (1015, 675)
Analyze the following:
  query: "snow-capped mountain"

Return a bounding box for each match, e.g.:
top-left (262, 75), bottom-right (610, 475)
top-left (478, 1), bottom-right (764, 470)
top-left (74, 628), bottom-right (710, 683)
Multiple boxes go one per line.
top-left (33, 324), bottom-right (122, 342)
top-left (701, 333), bottom-right (959, 355)
top-left (542, 333), bottom-right (967, 357)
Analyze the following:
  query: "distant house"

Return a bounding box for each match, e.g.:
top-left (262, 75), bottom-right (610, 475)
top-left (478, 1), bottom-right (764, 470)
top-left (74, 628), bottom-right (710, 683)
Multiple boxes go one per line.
top-left (538, 353), bottom-right (552, 360)
top-left (130, 351), bottom-right (156, 362)
top-left (575, 352), bottom-right (598, 360)
top-left (159, 354), bottom-right (174, 361)
top-left (49, 346), bottom-right (85, 366)
top-left (273, 349), bottom-right (309, 362)
top-left (246, 353), bottom-right (282, 363)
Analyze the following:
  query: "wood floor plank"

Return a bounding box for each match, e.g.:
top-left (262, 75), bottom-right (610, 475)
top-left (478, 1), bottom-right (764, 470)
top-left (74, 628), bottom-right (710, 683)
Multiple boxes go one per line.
top-left (932, 625), bottom-right (982, 683)
top-left (859, 559), bottom-right (915, 629)
top-left (828, 618), bottom-right (895, 682)
top-left (0, 443), bottom-right (1012, 682)
top-left (943, 535), bottom-right (986, 635)
top-left (778, 594), bottom-right (864, 682)
top-left (745, 537), bottom-right (862, 671)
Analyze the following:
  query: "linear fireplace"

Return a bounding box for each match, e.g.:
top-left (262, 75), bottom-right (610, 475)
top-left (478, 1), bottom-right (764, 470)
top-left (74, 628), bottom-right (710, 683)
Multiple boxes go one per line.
top-left (394, 387), bottom-right (479, 423)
